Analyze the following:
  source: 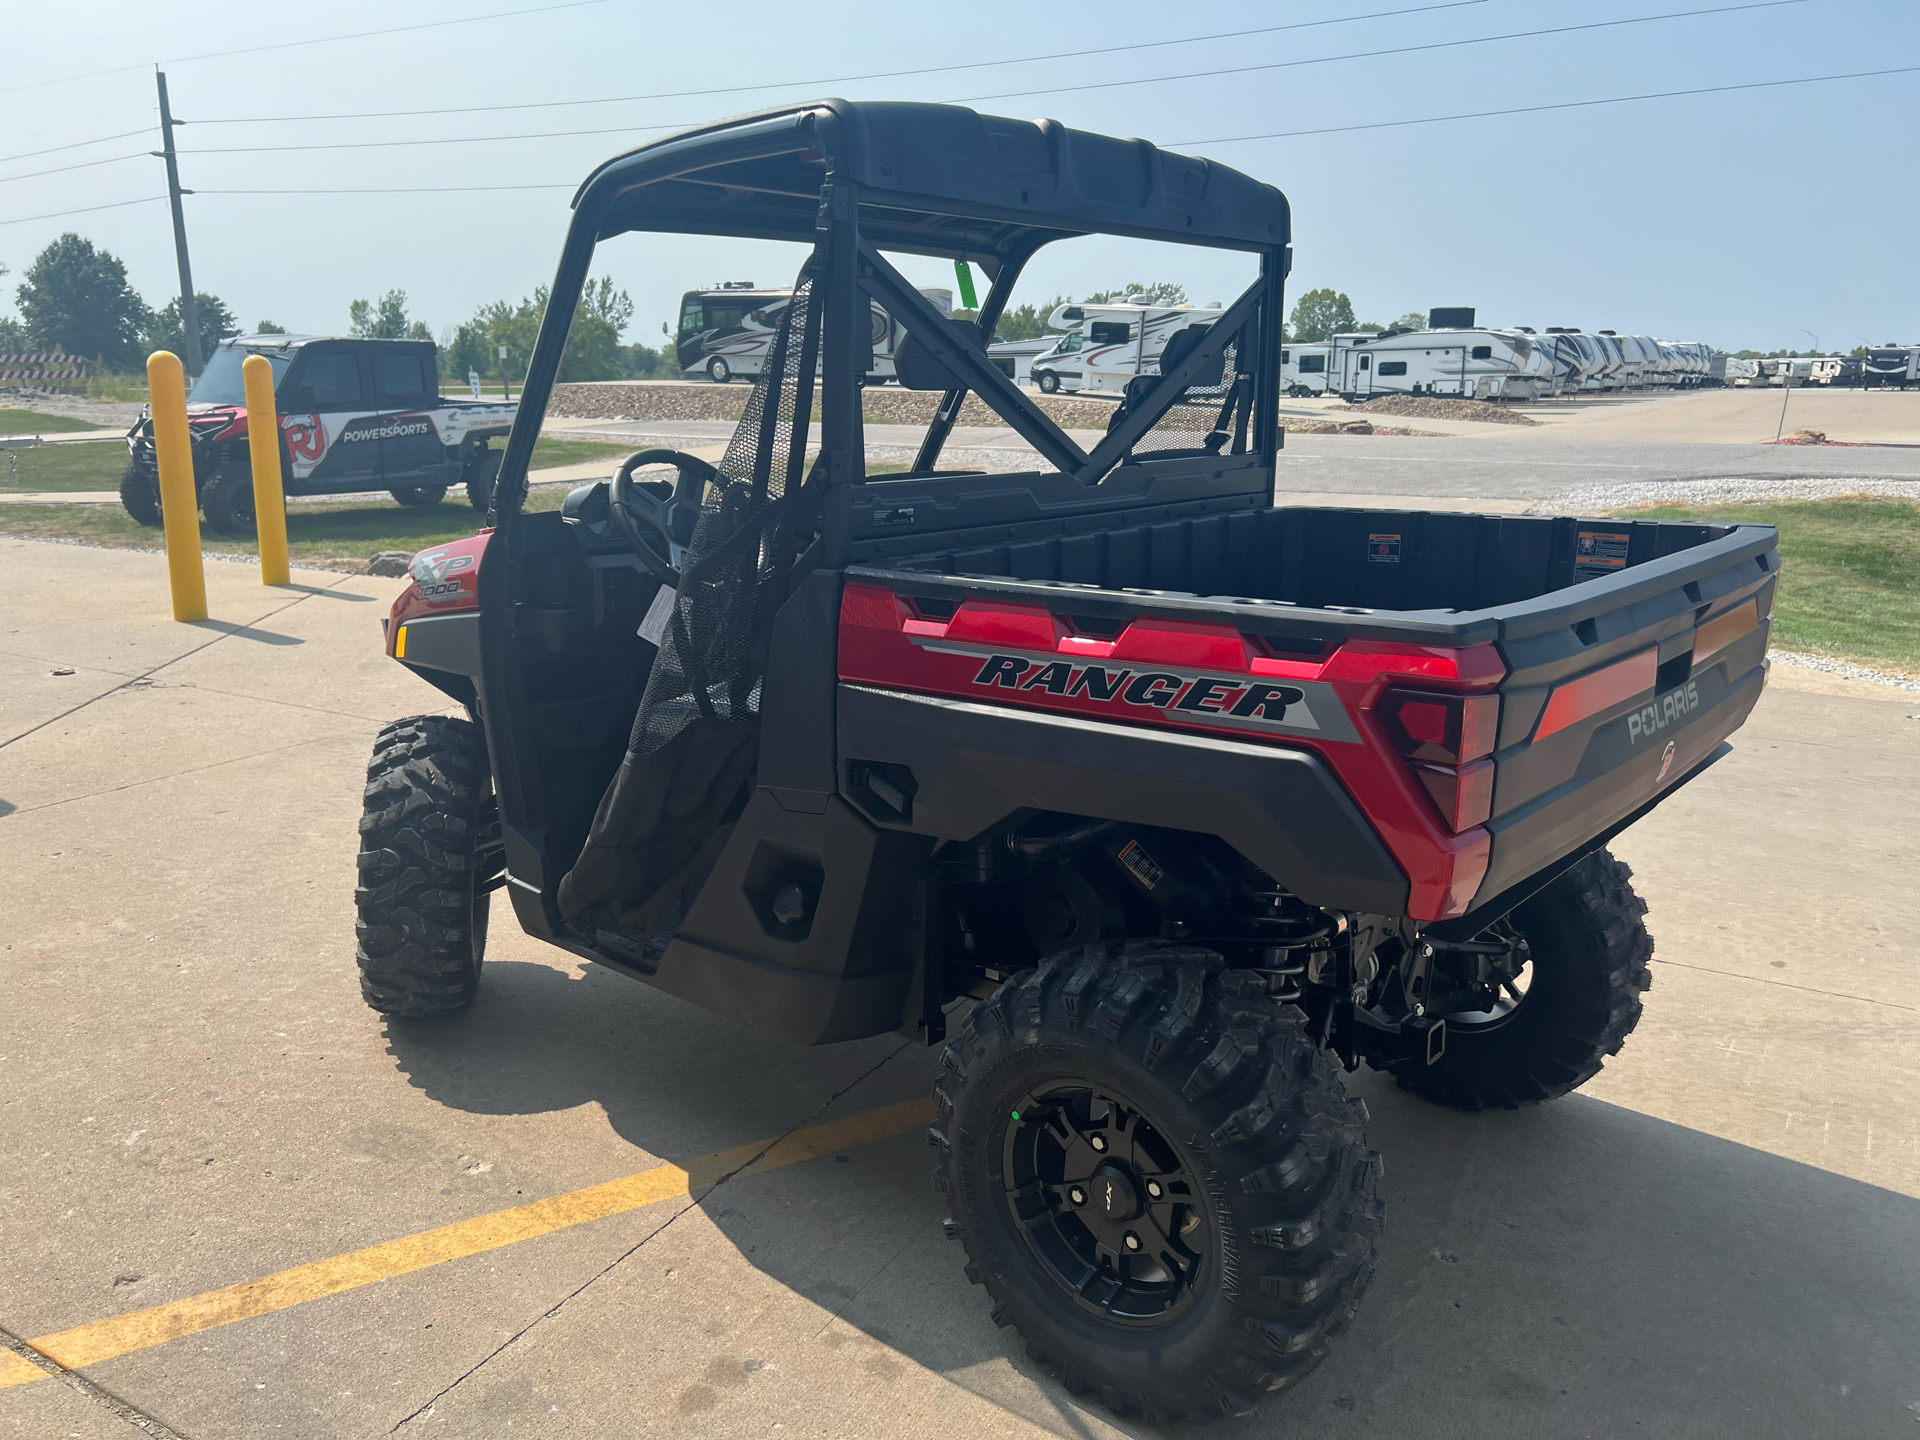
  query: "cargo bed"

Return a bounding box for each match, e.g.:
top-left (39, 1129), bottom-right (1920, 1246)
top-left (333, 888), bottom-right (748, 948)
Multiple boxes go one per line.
top-left (837, 501), bottom-right (1777, 919)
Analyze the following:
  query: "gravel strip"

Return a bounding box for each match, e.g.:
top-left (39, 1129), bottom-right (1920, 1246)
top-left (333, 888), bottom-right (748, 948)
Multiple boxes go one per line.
top-left (1770, 649), bottom-right (1919, 691)
top-left (1350, 395), bottom-right (1539, 426)
top-left (0, 389), bottom-right (143, 427)
top-left (1530, 475), bottom-right (1920, 514)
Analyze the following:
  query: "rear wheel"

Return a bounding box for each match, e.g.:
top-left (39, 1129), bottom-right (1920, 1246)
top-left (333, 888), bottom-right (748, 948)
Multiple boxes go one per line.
top-left (390, 486), bottom-right (447, 507)
top-left (200, 462), bottom-right (257, 536)
top-left (119, 461), bottom-right (161, 527)
top-left (355, 716), bottom-right (503, 1017)
top-left (1389, 850), bottom-right (1652, 1111)
top-left (935, 941), bottom-right (1382, 1424)
top-left (463, 447), bottom-right (501, 512)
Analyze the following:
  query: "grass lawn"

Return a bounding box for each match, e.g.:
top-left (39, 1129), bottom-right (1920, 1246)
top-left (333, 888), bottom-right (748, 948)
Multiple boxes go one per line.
top-left (1, 408), bottom-right (103, 436)
top-left (2, 439), bottom-right (126, 491)
top-left (1619, 495), bottom-right (1919, 674)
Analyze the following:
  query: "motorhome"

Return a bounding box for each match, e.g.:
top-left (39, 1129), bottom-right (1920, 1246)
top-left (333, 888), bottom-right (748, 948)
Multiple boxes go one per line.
top-left (1325, 327), bottom-right (1551, 402)
top-left (1028, 297), bottom-right (1223, 395)
top-left (676, 282), bottom-right (952, 383)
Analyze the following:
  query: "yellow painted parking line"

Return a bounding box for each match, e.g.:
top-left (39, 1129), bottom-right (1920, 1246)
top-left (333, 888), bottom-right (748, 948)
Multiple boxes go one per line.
top-left (0, 1096), bottom-right (933, 1390)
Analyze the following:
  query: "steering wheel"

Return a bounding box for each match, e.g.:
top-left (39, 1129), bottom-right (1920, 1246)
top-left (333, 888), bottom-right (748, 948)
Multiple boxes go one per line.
top-left (609, 448), bottom-right (715, 586)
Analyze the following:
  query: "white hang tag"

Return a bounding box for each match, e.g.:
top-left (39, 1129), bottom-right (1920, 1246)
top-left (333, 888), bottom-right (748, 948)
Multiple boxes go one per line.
top-left (637, 585), bottom-right (677, 647)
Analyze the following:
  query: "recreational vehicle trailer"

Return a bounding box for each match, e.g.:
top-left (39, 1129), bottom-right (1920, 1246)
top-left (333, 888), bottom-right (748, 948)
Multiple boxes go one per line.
top-left (985, 337), bottom-right (1059, 386)
top-left (1281, 342), bottom-right (1333, 396)
top-left (1326, 327), bottom-right (1549, 402)
top-left (1863, 345), bottom-right (1919, 388)
top-left (1722, 358), bottom-right (1760, 387)
top-left (676, 282), bottom-right (952, 383)
top-left (1028, 298), bottom-right (1222, 395)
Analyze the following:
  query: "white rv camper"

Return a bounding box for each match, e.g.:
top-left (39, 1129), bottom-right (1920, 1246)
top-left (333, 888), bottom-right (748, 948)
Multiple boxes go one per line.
top-left (1281, 343), bottom-right (1333, 396)
top-left (1722, 358), bottom-right (1760, 387)
top-left (676, 283), bottom-right (952, 383)
top-left (1028, 298), bottom-right (1223, 396)
top-left (986, 337), bottom-right (1058, 386)
top-left (1325, 327), bottom-right (1548, 402)
top-left (1862, 346), bottom-right (1918, 388)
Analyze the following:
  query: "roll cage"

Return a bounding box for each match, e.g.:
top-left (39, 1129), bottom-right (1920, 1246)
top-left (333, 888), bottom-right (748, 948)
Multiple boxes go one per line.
top-left (489, 98), bottom-right (1292, 542)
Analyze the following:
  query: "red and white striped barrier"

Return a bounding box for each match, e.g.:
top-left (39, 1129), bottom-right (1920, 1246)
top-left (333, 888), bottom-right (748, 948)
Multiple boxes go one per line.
top-left (0, 353), bottom-right (88, 391)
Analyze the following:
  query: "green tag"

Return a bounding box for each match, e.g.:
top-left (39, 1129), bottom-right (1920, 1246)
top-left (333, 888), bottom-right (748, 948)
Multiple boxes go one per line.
top-left (954, 259), bottom-right (979, 311)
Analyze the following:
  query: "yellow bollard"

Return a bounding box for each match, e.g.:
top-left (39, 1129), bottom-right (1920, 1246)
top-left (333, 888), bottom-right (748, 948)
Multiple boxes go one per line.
top-left (242, 353), bottom-right (290, 586)
top-left (146, 350), bottom-right (207, 622)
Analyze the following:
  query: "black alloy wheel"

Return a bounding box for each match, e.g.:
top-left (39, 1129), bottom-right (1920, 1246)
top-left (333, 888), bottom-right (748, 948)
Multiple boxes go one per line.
top-left (1002, 1082), bottom-right (1208, 1325)
top-left (200, 462), bottom-right (257, 536)
top-left (119, 460), bottom-right (162, 527)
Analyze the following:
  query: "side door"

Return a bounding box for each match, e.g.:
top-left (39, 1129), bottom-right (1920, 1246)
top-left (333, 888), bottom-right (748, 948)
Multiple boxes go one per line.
top-left (1349, 349), bottom-right (1373, 398)
top-left (371, 348), bottom-right (444, 486)
top-left (281, 345), bottom-right (375, 490)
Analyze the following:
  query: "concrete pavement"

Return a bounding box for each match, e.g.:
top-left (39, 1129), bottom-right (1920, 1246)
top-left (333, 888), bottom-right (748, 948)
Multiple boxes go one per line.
top-left (2, 536), bottom-right (1916, 1438)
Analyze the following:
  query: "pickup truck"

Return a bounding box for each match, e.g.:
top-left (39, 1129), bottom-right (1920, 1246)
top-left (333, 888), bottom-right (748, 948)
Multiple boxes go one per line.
top-left (351, 101), bottom-right (1775, 1425)
top-left (120, 334), bottom-right (514, 533)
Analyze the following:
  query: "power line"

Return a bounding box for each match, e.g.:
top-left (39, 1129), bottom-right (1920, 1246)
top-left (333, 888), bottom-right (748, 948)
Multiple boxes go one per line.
top-left (958, 0), bottom-right (1811, 106)
top-left (169, 0), bottom-right (1810, 162)
top-left (0, 152), bottom-right (151, 186)
top-left (1174, 62), bottom-right (1920, 145)
top-left (0, 195), bottom-right (166, 227)
top-left (0, 0), bottom-right (611, 98)
top-left (185, 0), bottom-right (1492, 126)
top-left (0, 127), bottom-right (151, 165)
top-left (197, 184), bottom-right (574, 195)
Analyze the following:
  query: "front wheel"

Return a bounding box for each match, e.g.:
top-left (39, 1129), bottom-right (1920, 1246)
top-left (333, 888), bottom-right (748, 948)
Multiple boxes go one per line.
top-left (935, 942), bottom-right (1382, 1424)
top-left (119, 461), bottom-right (161, 527)
top-left (1036, 370), bottom-right (1061, 394)
top-left (1389, 850), bottom-right (1653, 1111)
top-left (390, 486), bottom-right (447, 507)
top-left (463, 448), bottom-right (502, 512)
top-left (707, 357), bottom-right (732, 384)
top-left (200, 462), bottom-right (257, 536)
top-left (355, 716), bottom-right (502, 1017)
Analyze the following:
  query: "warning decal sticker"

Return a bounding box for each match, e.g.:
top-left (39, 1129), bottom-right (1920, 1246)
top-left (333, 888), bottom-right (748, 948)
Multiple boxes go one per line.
top-left (1575, 528), bottom-right (1632, 575)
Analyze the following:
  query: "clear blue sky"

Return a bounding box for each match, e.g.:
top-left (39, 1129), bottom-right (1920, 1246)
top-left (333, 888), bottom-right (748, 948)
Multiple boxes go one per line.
top-left (2, 0), bottom-right (1914, 355)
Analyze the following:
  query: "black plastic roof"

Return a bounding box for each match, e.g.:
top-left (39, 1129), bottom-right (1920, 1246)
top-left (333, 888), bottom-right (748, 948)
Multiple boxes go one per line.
top-left (577, 99), bottom-right (1289, 264)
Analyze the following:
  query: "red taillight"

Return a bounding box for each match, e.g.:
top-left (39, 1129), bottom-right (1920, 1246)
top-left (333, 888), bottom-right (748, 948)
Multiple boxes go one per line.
top-left (1411, 757), bottom-right (1494, 832)
top-left (1383, 690), bottom-right (1498, 765)
top-left (1383, 689), bottom-right (1499, 833)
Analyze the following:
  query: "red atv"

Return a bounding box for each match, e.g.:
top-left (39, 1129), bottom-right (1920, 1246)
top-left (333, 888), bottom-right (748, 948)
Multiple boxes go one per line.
top-left (359, 101), bottom-right (1775, 1423)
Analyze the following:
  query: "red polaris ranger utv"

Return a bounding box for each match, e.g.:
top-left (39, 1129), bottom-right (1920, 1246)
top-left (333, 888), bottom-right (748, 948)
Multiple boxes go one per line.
top-left (359, 100), bottom-right (1776, 1422)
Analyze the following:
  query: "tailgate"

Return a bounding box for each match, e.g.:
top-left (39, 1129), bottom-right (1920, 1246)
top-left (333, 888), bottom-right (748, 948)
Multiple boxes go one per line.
top-left (1476, 520), bottom-right (1777, 901)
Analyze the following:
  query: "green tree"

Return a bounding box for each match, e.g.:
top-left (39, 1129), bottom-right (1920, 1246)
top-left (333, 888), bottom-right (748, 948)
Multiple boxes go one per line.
top-left (348, 289), bottom-right (433, 341)
top-left (1393, 312), bottom-right (1428, 331)
top-left (145, 291), bottom-right (240, 359)
top-left (445, 278), bottom-right (640, 385)
top-left (1084, 281), bottom-right (1189, 306)
top-left (0, 314), bottom-right (25, 351)
top-left (255, 319), bottom-right (287, 335)
top-left (14, 233), bottom-right (149, 368)
top-left (1286, 288), bottom-right (1358, 342)
top-left (992, 295), bottom-right (1070, 343)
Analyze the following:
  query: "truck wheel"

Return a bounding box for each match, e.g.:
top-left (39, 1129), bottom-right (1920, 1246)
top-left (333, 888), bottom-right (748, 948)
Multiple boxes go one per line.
top-left (200, 462), bottom-right (257, 536)
top-left (390, 487), bottom-right (447, 507)
top-left (1391, 850), bottom-right (1652, 1111)
top-left (119, 461), bottom-right (161, 527)
top-left (355, 716), bottom-right (502, 1018)
top-left (463, 448), bottom-right (502, 512)
top-left (707, 357), bottom-right (732, 384)
top-left (1036, 371), bottom-right (1061, 394)
top-left (934, 941), bottom-right (1383, 1423)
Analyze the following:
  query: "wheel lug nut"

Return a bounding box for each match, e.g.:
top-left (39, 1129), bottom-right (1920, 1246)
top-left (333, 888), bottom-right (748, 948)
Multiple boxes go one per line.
top-left (1123, 1232), bottom-right (1141, 1251)
top-left (1068, 1186), bottom-right (1086, 1206)
top-left (1090, 1134), bottom-right (1106, 1152)
top-left (1146, 1181), bottom-right (1162, 1200)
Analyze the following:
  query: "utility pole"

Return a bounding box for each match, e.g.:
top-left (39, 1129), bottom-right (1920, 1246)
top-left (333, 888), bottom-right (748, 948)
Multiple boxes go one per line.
top-left (154, 71), bottom-right (201, 376)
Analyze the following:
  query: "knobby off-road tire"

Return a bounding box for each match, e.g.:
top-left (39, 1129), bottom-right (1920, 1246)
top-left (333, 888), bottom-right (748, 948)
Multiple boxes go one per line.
top-left (200, 461), bottom-right (257, 536)
top-left (464, 448), bottom-right (502, 512)
top-left (119, 460), bottom-right (161, 527)
top-left (355, 716), bottom-right (500, 1017)
top-left (934, 941), bottom-right (1384, 1424)
top-left (1391, 849), bottom-right (1653, 1111)
top-left (390, 486), bottom-right (447, 507)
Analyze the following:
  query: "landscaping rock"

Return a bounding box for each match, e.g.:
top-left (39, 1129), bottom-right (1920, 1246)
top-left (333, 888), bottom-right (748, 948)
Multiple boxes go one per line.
top-left (368, 551), bottom-right (413, 578)
top-left (1349, 395), bottom-right (1540, 426)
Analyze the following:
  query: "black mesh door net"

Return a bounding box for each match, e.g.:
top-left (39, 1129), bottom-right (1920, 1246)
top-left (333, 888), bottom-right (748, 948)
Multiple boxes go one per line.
top-left (558, 261), bottom-right (823, 933)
